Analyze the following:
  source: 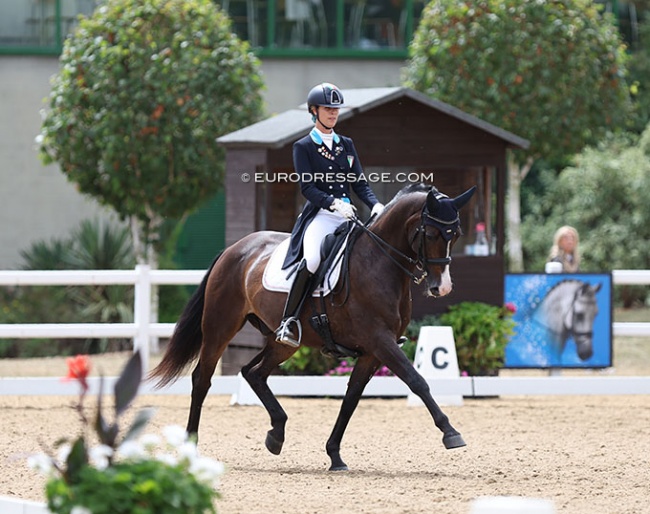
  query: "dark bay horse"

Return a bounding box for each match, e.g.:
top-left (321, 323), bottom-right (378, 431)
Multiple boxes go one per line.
top-left (150, 183), bottom-right (475, 471)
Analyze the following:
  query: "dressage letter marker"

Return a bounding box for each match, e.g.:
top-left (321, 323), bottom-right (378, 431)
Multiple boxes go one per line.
top-left (407, 326), bottom-right (463, 407)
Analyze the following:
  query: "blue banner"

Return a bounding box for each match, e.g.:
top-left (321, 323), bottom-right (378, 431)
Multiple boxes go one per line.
top-left (504, 273), bottom-right (612, 368)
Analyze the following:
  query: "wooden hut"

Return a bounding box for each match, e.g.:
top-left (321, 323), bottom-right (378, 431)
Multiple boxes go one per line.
top-left (216, 86), bottom-right (529, 373)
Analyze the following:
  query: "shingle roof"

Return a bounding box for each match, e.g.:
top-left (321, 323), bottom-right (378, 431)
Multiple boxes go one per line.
top-left (216, 86), bottom-right (530, 150)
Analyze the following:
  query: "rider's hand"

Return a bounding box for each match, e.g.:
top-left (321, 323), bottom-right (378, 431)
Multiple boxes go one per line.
top-left (331, 198), bottom-right (357, 220)
top-left (371, 203), bottom-right (385, 217)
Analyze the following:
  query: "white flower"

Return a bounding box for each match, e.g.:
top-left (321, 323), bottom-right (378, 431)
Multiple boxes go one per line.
top-left (89, 445), bottom-right (114, 470)
top-left (176, 441), bottom-right (198, 462)
top-left (56, 443), bottom-right (72, 465)
top-left (27, 453), bottom-right (54, 476)
top-left (189, 456), bottom-right (225, 486)
top-left (154, 452), bottom-right (178, 467)
top-left (139, 433), bottom-right (161, 450)
top-left (162, 425), bottom-right (187, 448)
top-left (117, 440), bottom-right (146, 461)
top-left (71, 507), bottom-right (93, 514)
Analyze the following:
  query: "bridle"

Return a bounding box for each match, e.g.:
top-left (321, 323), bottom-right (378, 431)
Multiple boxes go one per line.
top-left (353, 195), bottom-right (460, 285)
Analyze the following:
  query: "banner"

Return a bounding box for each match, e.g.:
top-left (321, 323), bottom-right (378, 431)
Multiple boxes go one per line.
top-left (504, 273), bottom-right (612, 368)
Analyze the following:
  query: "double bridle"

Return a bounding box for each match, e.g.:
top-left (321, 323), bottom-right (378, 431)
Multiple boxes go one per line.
top-left (354, 198), bottom-right (460, 285)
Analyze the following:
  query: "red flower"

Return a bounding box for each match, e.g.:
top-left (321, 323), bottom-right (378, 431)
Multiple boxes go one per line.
top-left (64, 355), bottom-right (92, 394)
top-left (504, 302), bottom-right (517, 314)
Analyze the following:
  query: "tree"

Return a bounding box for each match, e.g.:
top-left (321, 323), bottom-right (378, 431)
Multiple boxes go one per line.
top-left (38, 0), bottom-right (264, 266)
top-left (403, 0), bottom-right (630, 270)
top-left (521, 130), bottom-right (650, 305)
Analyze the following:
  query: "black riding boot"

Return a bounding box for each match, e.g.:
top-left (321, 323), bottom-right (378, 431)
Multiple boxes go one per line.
top-left (275, 260), bottom-right (314, 347)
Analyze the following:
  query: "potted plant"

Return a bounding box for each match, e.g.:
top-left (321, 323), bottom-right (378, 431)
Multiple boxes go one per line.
top-left (439, 302), bottom-right (516, 376)
top-left (27, 353), bottom-right (224, 514)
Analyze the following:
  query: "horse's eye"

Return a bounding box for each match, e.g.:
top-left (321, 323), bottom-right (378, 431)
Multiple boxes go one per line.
top-left (575, 313), bottom-right (585, 322)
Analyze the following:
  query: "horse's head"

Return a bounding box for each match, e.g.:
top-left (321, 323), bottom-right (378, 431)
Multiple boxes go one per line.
top-left (564, 282), bottom-right (601, 360)
top-left (408, 185), bottom-right (476, 297)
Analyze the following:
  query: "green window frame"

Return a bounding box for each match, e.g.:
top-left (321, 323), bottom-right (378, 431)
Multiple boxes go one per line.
top-left (0, 0), bottom-right (424, 58)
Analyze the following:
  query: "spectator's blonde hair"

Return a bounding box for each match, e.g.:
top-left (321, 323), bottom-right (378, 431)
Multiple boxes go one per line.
top-left (549, 225), bottom-right (580, 271)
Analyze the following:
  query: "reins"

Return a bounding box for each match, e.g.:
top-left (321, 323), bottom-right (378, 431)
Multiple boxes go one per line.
top-left (352, 217), bottom-right (428, 285)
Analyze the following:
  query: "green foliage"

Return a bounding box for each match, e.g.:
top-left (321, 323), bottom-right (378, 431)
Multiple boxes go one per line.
top-left (38, 0), bottom-right (264, 257)
top-left (46, 459), bottom-right (217, 514)
top-left (403, 314), bottom-right (441, 362)
top-left (34, 352), bottom-right (222, 514)
top-left (0, 220), bottom-right (136, 358)
top-left (280, 346), bottom-right (336, 375)
top-left (626, 20), bottom-right (650, 133)
top-left (404, 0), bottom-right (631, 163)
top-left (521, 130), bottom-right (650, 273)
top-left (439, 302), bottom-right (515, 376)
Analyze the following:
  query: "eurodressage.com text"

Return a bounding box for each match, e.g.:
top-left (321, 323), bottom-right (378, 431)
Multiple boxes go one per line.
top-left (243, 172), bottom-right (435, 184)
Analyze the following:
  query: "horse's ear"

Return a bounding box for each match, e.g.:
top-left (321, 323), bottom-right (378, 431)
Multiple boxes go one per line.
top-left (592, 283), bottom-right (602, 294)
top-left (452, 186), bottom-right (477, 210)
top-left (426, 188), bottom-right (440, 212)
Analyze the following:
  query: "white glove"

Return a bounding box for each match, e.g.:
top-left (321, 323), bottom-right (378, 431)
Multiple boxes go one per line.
top-left (331, 198), bottom-right (356, 220)
top-left (371, 203), bottom-right (385, 217)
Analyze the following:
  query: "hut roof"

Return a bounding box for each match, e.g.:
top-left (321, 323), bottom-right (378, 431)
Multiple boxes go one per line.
top-left (216, 86), bottom-right (529, 150)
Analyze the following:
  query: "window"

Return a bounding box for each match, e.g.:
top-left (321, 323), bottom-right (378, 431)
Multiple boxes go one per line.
top-left (0, 0), bottom-right (424, 57)
top-left (0, 0), bottom-right (98, 54)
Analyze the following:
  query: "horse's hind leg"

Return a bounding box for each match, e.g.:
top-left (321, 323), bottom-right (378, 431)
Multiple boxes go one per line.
top-left (187, 314), bottom-right (246, 436)
top-left (374, 339), bottom-right (466, 449)
top-left (241, 337), bottom-right (298, 455)
top-left (326, 354), bottom-right (381, 471)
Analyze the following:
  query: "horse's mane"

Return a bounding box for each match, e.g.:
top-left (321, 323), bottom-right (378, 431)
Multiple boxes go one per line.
top-left (392, 182), bottom-right (435, 202)
top-left (545, 279), bottom-right (585, 297)
top-left (380, 183), bottom-right (435, 216)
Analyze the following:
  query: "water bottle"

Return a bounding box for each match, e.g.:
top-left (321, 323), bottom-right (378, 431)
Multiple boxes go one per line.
top-left (474, 222), bottom-right (489, 256)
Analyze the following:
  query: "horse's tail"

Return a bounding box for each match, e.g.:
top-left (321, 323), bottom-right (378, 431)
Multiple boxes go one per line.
top-left (148, 252), bottom-right (222, 388)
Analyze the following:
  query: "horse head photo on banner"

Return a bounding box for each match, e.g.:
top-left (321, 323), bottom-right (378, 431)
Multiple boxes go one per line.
top-left (504, 274), bottom-right (612, 369)
top-left (533, 280), bottom-right (602, 361)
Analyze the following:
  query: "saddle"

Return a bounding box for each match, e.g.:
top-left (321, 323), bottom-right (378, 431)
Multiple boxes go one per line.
top-left (308, 221), bottom-right (362, 360)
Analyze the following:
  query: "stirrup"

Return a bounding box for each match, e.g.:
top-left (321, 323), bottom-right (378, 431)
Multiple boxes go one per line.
top-left (275, 317), bottom-right (302, 348)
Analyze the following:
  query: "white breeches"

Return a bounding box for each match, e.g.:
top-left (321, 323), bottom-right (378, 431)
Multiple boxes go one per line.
top-left (303, 209), bottom-right (347, 273)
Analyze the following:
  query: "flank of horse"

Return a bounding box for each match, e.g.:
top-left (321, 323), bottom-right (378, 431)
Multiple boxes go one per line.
top-left (533, 280), bottom-right (602, 363)
top-left (150, 183), bottom-right (475, 471)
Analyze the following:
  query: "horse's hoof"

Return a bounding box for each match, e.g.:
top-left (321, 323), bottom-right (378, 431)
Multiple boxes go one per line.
top-left (443, 433), bottom-right (466, 449)
top-left (265, 432), bottom-right (284, 455)
top-left (328, 464), bottom-right (349, 471)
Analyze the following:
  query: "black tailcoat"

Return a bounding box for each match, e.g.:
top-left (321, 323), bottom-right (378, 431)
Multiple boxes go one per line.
top-left (282, 129), bottom-right (379, 269)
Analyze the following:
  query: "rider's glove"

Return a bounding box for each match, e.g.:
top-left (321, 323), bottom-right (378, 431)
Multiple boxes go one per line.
top-left (330, 198), bottom-right (357, 220)
top-left (371, 203), bottom-right (385, 217)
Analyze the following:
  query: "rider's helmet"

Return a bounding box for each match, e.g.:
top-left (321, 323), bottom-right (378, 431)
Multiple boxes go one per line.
top-left (307, 83), bottom-right (344, 115)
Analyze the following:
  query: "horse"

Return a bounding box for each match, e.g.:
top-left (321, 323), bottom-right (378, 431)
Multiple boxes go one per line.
top-left (150, 183), bottom-right (475, 471)
top-left (533, 279), bottom-right (602, 363)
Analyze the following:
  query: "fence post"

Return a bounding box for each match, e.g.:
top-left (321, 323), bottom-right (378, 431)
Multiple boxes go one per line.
top-left (133, 264), bottom-right (151, 373)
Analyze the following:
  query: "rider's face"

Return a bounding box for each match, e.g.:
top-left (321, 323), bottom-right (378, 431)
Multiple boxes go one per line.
top-left (314, 106), bottom-right (340, 131)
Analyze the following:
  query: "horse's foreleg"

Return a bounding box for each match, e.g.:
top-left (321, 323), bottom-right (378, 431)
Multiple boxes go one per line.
top-left (374, 342), bottom-right (466, 450)
top-left (241, 339), bottom-right (297, 456)
top-left (326, 354), bottom-right (381, 471)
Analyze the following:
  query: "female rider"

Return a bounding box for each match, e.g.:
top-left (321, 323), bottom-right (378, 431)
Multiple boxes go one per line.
top-left (276, 82), bottom-right (384, 347)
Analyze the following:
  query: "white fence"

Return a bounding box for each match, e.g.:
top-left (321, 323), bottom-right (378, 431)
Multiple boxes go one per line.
top-left (0, 265), bottom-right (205, 372)
top-left (0, 267), bottom-right (649, 397)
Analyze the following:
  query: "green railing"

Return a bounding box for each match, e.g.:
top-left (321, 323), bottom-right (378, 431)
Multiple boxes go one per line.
top-left (0, 0), bottom-right (424, 58)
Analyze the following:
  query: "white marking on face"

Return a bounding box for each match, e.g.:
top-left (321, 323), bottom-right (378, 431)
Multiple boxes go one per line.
top-left (438, 240), bottom-right (453, 296)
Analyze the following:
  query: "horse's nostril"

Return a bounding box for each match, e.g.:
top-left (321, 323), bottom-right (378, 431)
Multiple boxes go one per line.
top-left (430, 286), bottom-right (440, 296)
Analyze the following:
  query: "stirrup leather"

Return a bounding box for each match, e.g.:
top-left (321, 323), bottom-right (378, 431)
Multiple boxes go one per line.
top-left (275, 316), bottom-right (302, 348)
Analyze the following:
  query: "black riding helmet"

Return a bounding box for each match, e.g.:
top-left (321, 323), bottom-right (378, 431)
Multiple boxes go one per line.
top-left (307, 83), bottom-right (344, 113)
top-left (307, 83), bottom-right (344, 129)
